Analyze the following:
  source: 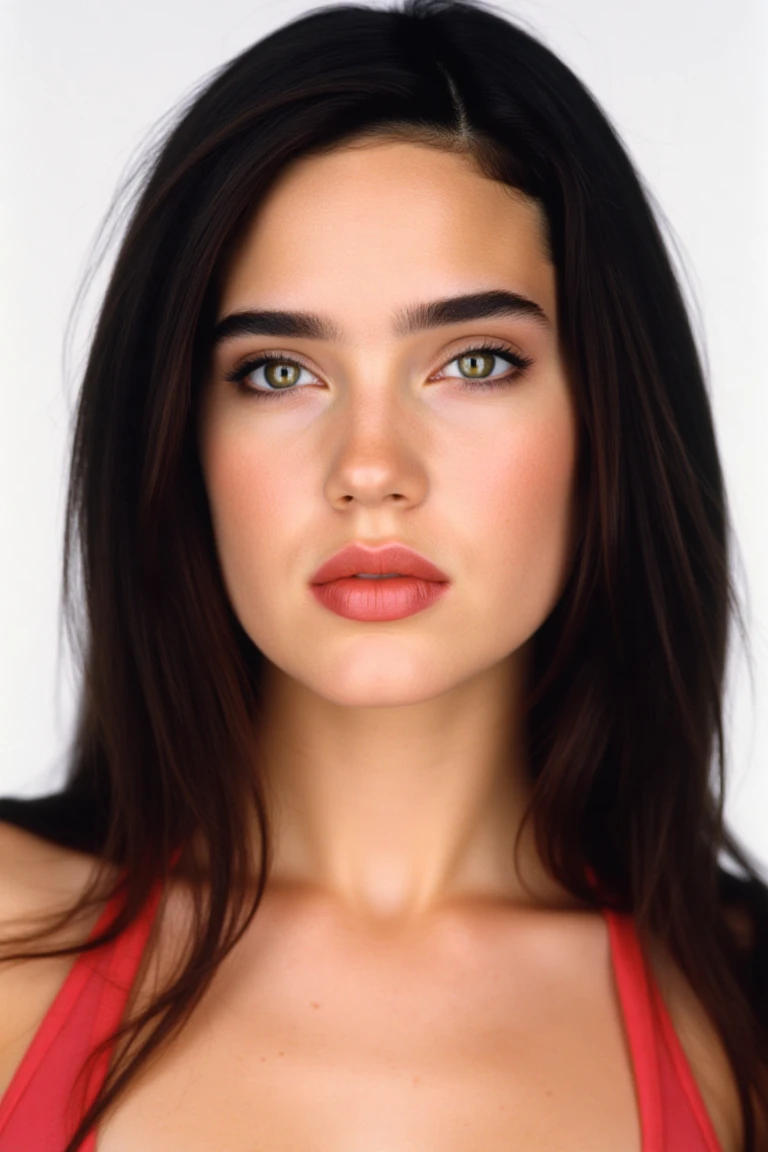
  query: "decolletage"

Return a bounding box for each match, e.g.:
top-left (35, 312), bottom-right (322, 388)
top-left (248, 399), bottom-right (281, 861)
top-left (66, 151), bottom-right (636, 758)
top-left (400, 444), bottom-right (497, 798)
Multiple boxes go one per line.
top-left (0, 872), bottom-right (725, 1152)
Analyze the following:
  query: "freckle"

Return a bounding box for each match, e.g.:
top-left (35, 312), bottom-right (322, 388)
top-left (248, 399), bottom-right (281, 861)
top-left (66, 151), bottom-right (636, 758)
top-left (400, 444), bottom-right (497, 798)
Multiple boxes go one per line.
top-left (278, 1051), bottom-right (285, 1056)
top-left (260, 1057), bottom-right (266, 1062)
top-left (412, 1076), bottom-right (420, 1087)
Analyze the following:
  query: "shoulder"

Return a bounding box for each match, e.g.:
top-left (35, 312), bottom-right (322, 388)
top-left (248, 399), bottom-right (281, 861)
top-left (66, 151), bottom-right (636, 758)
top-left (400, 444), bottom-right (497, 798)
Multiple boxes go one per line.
top-left (0, 817), bottom-right (111, 928)
top-left (0, 820), bottom-right (120, 1098)
top-left (645, 927), bottom-right (745, 1152)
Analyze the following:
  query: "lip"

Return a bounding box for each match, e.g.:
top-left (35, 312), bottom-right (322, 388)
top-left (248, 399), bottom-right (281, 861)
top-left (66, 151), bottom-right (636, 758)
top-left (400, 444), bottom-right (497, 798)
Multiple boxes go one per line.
top-left (310, 575), bottom-right (449, 622)
top-left (310, 542), bottom-right (450, 585)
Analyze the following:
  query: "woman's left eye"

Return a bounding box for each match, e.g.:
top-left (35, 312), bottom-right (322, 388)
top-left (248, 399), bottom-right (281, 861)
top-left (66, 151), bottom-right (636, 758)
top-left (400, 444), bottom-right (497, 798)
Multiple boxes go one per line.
top-left (225, 342), bottom-right (535, 401)
top-left (439, 343), bottom-right (535, 389)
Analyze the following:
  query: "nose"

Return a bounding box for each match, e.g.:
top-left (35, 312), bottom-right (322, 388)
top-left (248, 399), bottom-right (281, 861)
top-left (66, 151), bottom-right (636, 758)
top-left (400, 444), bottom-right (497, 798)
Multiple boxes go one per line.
top-left (321, 392), bottom-right (429, 511)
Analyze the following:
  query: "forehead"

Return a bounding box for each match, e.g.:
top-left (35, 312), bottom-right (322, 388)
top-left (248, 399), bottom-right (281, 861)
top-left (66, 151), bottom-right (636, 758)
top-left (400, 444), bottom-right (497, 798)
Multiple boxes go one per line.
top-left (218, 140), bottom-right (555, 343)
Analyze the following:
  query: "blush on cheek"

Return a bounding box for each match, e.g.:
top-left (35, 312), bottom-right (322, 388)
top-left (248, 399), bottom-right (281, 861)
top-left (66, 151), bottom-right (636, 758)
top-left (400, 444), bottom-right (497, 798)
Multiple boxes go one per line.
top-left (519, 419), bottom-right (576, 514)
top-left (203, 434), bottom-right (304, 608)
top-left (206, 476), bottom-right (250, 549)
top-left (488, 403), bottom-right (576, 515)
top-left (490, 413), bottom-right (579, 600)
top-left (204, 423), bottom-right (275, 525)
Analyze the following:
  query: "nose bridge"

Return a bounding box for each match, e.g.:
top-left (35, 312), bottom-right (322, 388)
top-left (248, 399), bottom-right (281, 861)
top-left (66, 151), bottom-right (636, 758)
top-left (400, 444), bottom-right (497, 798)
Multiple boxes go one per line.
top-left (335, 344), bottom-right (417, 437)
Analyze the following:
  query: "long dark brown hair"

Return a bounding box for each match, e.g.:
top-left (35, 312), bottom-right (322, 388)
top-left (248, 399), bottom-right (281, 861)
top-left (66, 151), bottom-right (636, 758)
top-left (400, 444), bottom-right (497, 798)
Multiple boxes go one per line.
top-left (2, 0), bottom-right (767, 1147)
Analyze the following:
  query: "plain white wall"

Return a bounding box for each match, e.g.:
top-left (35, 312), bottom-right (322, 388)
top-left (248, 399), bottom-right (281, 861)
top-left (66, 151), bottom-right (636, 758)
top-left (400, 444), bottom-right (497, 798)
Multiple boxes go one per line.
top-left (2, 0), bottom-right (766, 873)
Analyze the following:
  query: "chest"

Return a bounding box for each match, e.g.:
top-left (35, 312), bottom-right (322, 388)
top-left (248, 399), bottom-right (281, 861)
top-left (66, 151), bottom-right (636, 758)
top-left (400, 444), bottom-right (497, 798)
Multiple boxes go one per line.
top-left (95, 907), bottom-right (643, 1152)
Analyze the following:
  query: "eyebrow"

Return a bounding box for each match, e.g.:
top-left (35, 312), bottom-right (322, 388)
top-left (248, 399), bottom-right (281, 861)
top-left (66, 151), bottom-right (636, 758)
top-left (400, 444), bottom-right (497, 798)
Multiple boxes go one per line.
top-left (210, 288), bottom-right (551, 350)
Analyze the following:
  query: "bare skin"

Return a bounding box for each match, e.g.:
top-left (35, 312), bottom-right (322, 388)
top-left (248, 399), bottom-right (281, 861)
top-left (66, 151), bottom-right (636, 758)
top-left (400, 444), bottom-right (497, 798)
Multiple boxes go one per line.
top-left (0, 822), bottom-right (745, 1151)
top-left (0, 140), bottom-right (745, 1149)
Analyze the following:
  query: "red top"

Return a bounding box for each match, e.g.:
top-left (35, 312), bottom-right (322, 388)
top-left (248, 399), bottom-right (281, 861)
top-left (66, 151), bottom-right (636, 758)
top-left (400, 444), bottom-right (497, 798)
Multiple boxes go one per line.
top-left (0, 874), bottom-right (725, 1152)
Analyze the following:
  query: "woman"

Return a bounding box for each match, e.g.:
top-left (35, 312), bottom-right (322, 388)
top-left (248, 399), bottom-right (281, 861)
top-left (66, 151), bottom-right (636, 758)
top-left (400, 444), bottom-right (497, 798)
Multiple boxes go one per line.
top-left (0, 0), bottom-right (766, 1149)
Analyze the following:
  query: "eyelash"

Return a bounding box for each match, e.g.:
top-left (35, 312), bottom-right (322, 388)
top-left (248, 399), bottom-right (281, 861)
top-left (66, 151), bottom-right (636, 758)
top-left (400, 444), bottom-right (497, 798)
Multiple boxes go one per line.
top-left (224, 340), bottom-right (535, 402)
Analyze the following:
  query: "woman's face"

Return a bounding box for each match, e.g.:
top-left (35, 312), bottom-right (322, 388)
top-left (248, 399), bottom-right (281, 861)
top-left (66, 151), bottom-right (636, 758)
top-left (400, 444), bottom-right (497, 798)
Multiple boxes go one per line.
top-left (198, 139), bottom-right (580, 708)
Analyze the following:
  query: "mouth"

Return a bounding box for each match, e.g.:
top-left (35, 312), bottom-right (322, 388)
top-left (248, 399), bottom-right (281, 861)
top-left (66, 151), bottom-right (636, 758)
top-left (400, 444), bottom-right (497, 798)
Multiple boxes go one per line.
top-left (310, 541), bottom-right (449, 586)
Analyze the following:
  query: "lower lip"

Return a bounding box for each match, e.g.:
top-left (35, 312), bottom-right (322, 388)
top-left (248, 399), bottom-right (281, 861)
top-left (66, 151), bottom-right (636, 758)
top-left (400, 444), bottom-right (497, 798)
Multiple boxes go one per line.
top-left (310, 576), bottom-right (450, 621)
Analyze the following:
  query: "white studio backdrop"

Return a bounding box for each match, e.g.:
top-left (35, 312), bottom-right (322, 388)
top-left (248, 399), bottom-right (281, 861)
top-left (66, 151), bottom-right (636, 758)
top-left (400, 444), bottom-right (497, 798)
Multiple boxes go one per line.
top-left (1, 0), bottom-right (766, 873)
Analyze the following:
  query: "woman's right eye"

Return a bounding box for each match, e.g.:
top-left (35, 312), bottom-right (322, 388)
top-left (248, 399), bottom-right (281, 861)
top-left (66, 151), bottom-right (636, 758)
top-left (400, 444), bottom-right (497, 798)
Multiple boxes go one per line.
top-left (224, 352), bottom-right (315, 401)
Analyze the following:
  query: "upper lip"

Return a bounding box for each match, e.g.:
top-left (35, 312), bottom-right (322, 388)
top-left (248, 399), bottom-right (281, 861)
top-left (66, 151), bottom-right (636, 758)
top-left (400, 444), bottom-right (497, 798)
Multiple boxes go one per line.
top-left (310, 542), bottom-right (450, 585)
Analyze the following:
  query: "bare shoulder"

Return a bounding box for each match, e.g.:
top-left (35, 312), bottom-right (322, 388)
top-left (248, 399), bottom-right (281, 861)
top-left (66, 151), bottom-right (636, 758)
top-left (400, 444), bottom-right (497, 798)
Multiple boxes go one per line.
top-left (0, 819), bottom-right (120, 1098)
top-left (645, 927), bottom-right (745, 1152)
top-left (0, 818), bottom-right (112, 930)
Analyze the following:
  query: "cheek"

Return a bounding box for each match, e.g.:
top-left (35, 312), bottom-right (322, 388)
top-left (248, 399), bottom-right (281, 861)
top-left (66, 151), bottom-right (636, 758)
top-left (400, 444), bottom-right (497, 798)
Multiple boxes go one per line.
top-left (200, 418), bottom-right (293, 604)
top-left (462, 402), bottom-right (578, 620)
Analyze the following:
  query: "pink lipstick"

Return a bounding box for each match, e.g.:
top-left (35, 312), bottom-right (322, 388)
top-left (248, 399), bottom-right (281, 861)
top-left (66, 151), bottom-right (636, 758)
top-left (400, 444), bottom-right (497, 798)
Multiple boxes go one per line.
top-left (309, 542), bottom-right (450, 622)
